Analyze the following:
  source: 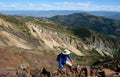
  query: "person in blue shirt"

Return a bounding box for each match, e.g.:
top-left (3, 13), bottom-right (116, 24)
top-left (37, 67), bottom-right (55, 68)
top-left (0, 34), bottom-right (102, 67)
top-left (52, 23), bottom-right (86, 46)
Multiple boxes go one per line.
top-left (57, 49), bottom-right (73, 70)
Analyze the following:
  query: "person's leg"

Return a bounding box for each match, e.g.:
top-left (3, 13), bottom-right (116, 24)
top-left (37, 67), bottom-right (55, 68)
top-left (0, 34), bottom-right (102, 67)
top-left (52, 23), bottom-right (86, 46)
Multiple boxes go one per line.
top-left (66, 61), bottom-right (73, 73)
top-left (66, 61), bottom-right (72, 67)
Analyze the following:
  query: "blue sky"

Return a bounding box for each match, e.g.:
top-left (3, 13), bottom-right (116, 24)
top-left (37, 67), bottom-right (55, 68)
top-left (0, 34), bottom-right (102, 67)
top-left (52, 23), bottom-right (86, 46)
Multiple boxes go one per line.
top-left (0, 0), bottom-right (120, 11)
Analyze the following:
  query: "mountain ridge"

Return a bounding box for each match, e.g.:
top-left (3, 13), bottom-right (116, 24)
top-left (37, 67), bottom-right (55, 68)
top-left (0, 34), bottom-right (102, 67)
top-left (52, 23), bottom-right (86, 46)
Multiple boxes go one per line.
top-left (50, 13), bottom-right (120, 37)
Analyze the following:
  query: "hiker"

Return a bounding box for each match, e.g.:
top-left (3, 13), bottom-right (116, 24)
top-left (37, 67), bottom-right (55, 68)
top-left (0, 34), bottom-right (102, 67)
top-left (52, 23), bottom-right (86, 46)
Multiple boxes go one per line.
top-left (57, 49), bottom-right (73, 71)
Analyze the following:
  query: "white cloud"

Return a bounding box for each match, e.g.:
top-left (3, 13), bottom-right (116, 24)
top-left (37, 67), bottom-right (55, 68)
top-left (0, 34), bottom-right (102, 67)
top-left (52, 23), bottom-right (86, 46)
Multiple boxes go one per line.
top-left (51, 2), bottom-right (91, 10)
top-left (0, 3), bottom-right (53, 10)
top-left (99, 5), bottom-right (120, 11)
top-left (0, 2), bottom-right (120, 11)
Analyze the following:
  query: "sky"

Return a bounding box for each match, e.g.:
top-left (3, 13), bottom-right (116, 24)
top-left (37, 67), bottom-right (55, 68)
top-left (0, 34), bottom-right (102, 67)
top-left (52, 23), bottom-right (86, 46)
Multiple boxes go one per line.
top-left (0, 0), bottom-right (120, 11)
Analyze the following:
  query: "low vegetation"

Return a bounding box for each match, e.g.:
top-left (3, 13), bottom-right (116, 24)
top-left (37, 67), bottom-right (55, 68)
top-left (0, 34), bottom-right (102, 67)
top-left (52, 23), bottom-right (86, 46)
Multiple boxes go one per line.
top-left (50, 13), bottom-right (120, 37)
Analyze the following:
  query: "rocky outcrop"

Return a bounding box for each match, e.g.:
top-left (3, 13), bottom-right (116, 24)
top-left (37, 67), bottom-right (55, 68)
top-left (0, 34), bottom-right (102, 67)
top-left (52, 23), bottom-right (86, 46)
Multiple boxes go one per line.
top-left (85, 33), bottom-right (118, 57)
top-left (26, 22), bottom-right (85, 56)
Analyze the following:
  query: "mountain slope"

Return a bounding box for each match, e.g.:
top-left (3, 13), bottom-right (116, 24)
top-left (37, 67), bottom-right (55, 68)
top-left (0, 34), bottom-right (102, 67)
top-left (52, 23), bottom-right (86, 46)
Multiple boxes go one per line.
top-left (0, 14), bottom-right (119, 69)
top-left (50, 13), bottom-right (120, 37)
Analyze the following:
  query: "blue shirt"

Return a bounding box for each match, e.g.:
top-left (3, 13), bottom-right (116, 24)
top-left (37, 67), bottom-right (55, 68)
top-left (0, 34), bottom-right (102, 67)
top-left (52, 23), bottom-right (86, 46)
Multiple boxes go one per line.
top-left (58, 53), bottom-right (73, 69)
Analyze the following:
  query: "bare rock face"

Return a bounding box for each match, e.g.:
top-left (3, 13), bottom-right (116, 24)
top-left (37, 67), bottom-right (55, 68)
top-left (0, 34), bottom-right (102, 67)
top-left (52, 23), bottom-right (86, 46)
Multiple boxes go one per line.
top-left (85, 33), bottom-right (118, 57)
top-left (26, 22), bottom-right (85, 56)
top-left (0, 16), bottom-right (119, 57)
top-left (26, 22), bottom-right (119, 57)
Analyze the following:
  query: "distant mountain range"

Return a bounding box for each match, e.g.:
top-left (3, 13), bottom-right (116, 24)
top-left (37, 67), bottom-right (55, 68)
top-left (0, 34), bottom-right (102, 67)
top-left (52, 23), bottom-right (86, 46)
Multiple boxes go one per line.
top-left (0, 10), bottom-right (82, 17)
top-left (89, 11), bottom-right (120, 20)
top-left (0, 10), bottom-right (120, 20)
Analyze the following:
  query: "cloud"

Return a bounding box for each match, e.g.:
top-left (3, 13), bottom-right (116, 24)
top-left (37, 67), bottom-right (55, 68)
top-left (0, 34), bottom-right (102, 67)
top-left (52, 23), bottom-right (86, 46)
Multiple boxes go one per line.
top-left (0, 3), bottom-right (53, 10)
top-left (52, 2), bottom-right (90, 10)
top-left (99, 5), bottom-right (120, 11)
top-left (0, 2), bottom-right (120, 11)
top-left (54, 2), bottom-right (120, 11)
top-left (0, 3), bottom-right (20, 10)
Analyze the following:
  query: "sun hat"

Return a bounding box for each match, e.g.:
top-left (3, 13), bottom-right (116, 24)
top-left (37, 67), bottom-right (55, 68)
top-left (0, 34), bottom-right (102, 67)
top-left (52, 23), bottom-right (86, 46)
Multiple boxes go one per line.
top-left (62, 49), bottom-right (71, 55)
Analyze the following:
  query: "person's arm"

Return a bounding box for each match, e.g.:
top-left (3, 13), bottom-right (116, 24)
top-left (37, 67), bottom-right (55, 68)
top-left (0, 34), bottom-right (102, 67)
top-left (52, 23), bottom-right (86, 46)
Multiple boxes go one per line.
top-left (58, 54), bottom-right (64, 69)
top-left (67, 54), bottom-right (73, 62)
top-left (59, 61), bottom-right (64, 69)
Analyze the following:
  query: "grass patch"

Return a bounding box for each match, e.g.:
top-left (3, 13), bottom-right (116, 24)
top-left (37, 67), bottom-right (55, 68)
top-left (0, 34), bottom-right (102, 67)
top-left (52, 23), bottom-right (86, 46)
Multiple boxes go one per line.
top-left (71, 48), bottom-right (102, 66)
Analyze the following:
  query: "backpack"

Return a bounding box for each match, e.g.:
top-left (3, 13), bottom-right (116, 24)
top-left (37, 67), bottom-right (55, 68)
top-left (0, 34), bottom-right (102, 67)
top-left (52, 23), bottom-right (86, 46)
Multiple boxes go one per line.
top-left (56, 53), bottom-right (62, 61)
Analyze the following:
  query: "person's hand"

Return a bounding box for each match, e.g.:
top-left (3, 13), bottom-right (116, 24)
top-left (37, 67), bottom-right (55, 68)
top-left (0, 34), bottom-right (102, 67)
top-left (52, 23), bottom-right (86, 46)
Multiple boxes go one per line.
top-left (62, 68), bottom-right (66, 72)
top-left (71, 60), bottom-right (74, 65)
